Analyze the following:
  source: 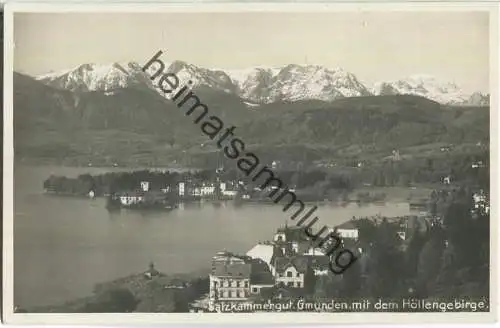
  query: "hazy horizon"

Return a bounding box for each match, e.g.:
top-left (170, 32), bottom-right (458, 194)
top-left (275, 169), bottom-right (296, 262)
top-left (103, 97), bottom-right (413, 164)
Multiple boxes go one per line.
top-left (14, 11), bottom-right (490, 93)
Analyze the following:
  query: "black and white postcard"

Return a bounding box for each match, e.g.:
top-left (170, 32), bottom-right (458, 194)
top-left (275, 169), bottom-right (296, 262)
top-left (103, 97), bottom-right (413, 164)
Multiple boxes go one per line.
top-left (2, 2), bottom-right (498, 324)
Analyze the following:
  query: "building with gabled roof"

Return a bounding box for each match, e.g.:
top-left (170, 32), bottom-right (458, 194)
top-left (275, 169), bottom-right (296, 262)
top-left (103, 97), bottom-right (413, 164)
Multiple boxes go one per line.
top-left (274, 256), bottom-right (314, 290)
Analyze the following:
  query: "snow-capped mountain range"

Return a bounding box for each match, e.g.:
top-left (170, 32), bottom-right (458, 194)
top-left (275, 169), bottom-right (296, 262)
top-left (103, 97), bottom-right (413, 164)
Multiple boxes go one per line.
top-left (35, 61), bottom-right (489, 106)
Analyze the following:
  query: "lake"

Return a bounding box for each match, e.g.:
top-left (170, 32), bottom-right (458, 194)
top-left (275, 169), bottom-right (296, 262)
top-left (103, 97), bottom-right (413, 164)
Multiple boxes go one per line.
top-left (13, 165), bottom-right (412, 308)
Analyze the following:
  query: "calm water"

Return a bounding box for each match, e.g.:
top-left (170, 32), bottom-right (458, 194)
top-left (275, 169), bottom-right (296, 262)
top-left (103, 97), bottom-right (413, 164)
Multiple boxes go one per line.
top-left (14, 165), bottom-right (412, 308)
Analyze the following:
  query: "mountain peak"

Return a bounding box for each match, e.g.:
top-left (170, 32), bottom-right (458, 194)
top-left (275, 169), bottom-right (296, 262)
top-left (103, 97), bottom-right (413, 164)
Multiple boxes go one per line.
top-left (35, 61), bottom-right (155, 92)
top-left (371, 74), bottom-right (473, 105)
top-left (33, 62), bottom-right (487, 106)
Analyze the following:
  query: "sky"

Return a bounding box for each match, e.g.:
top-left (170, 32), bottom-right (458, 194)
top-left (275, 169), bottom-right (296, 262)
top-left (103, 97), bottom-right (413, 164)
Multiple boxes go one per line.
top-left (13, 11), bottom-right (490, 93)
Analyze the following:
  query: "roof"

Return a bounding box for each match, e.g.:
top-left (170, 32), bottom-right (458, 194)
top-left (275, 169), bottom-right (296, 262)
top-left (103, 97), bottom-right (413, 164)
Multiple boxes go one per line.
top-left (250, 261), bottom-right (274, 285)
top-left (276, 226), bottom-right (309, 242)
top-left (275, 256), bottom-right (310, 274)
top-left (246, 244), bottom-right (274, 266)
top-left (212, 262), bottom-right (251, 278)
top-left (212, 250), bottom-right (251, 261)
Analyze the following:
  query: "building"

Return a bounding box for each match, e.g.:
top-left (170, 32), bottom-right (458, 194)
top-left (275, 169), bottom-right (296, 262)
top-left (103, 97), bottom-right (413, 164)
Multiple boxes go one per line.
top-left (303, 247), bottom-right (326, 256)
top-left (271, 161), bottom-right (281, 170)
top-left (140, 181), bottom-right (150, 192)
top-left (471, 161), bottom-right (485, 169)
top-left (249, 260), bottom-right (275, 296)
top-left (118, 191), bottom-right (145, 206)
top-left (391, 149), bottom-right (401, 161)
top-left (274, 256), bottom-right (311, 289)
top-left (222, 190), bottom-right (238, 197)
top-left (273, 226), bottom-right (309, 243)
top-left (440, 146), bottom-right (452, 152)
top-left (178, 182), bottom-right (185, 197)
top-left (144, 262), bottom-right (160, 280)
top-left (193, 184), bottom-right (216, 197)
top-left (209, 252), bottom-right (252, 307)
top-left (244, 226), bottom-right (338, 299)
top-left (473, 190), bottom-right (490, 214)
top-left (335, 221), bottom-right (359, 240)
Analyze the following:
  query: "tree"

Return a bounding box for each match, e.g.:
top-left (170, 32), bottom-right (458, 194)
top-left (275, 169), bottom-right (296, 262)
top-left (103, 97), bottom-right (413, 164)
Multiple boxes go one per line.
top-left (354, 218), bottom-right (378, 245)
top-left (339, 258), bottom-right (362, 298)
top-left (443, 201), bottom-right (476, 268)
top-left (405, 230), bottom-right (426, 278)
top-left (84, 288), bottom-right (138, 313)
top-left (415, 226), bottom-right (445, 297)
top-left (364, 219), bottom-right (405, 298)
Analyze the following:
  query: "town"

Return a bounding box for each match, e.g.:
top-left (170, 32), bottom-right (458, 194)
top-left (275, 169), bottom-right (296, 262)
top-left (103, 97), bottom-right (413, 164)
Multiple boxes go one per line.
top-left (36, 156), bottom-right (491, 313)
top-left (184, 182), bottom-right (490, 312)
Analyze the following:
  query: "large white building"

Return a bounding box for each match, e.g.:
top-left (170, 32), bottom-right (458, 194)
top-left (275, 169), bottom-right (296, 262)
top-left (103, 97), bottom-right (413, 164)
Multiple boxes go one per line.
top-left (209, 252), bottom-right (251, 307)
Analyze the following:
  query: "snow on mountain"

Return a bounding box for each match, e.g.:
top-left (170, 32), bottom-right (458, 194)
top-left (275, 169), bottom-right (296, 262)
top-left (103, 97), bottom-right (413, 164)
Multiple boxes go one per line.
top-left (266, 64), bottom-right (371, 102)
top-left (226, 64), bottom-right (371, 103)
top-left (36, 62), bottom-right (156, 92)
top-left (371, 74), bottom-right (473, 105)
top-left (166, 60), bottom-right (237, 94)
top-left (35, 62), bottom-right (487, 106)
top-left (36, 61), bottom-right (370, 103)
top-left (225, 66), bottom-right (281, 87)
top-left (465, 92), bottom-right (490, 106)
top-left (38, 60), bottom-right (238, 96)
top-left (226, 66), bottom-right (281, 101)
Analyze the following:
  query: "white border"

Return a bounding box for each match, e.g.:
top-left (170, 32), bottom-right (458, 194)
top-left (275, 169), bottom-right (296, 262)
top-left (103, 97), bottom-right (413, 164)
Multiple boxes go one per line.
top-left (3, 2), bottom-right (499, 325)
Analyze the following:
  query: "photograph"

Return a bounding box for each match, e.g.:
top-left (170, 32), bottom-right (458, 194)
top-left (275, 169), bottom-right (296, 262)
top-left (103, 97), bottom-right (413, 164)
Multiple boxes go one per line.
top-left (2, 2), bottom-right (497, 324)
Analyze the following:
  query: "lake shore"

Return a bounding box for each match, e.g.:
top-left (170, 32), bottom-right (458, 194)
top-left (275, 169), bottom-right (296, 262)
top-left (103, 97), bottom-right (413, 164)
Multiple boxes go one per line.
top-left (22, 269), bottom-right (210, 313)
